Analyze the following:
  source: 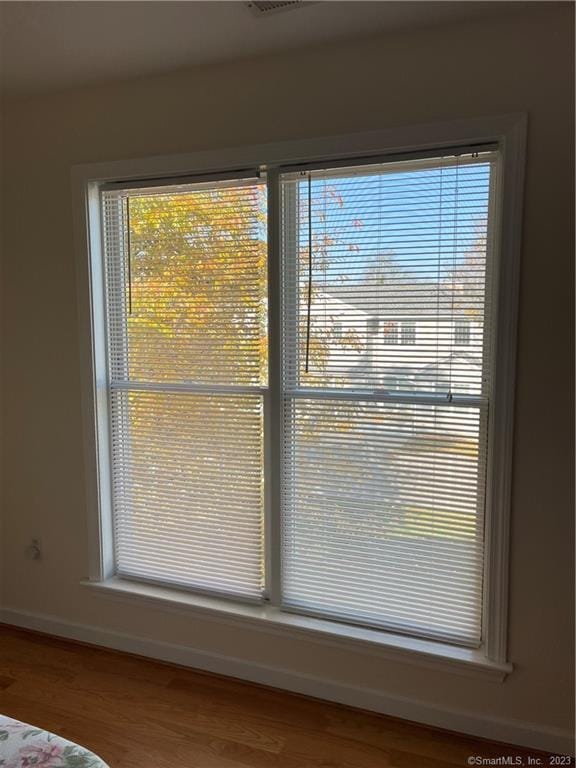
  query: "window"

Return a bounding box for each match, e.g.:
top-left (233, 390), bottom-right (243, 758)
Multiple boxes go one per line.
top-left (401, 321), bottom-right (416, 345)
top-left (85, 133), bottom-right (515, 657)
top-left (455, 319), bottom-right (471, 345)
top-left (101, 177), bottom-right (267, 598)
top-left (280, 152), bottom-right (494, 645)
top-left (382, 321), bottom-right (399, 344)
top-left (367, 317), bottom-right (379, 335)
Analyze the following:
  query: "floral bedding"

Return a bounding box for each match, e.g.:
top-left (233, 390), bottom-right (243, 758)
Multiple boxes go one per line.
top-left (0, 716), bottom-right (109, 768)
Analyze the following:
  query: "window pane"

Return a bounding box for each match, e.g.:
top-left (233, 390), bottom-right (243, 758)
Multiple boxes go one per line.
top-left (103, 180), bottom-right (268, 386)
top-left (281, 155), bottom-right (494, 396)
top-left (281, 398), bottom-right (486, 644)
top-left (111, 390), bottom-right (264, 598)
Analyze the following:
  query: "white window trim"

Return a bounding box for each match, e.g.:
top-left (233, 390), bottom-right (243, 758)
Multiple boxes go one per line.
top-left (72, 113), bottom-right (526, 678)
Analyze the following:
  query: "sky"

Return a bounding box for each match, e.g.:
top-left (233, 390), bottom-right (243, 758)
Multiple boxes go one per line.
top-left (293, 156), bottom-right (493, 283)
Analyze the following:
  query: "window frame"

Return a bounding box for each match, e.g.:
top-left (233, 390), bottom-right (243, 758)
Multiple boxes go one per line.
top-left (73, 114), bottom-right (526, 674)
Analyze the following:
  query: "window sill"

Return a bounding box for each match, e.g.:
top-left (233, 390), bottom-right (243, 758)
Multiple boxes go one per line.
top-left (81, 577), bottom-right (512, 681)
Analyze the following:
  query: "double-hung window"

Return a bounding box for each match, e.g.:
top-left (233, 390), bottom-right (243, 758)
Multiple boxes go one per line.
top-left (102, 176), bottom-right (268, 598)
top-left (83, 127), bottom-right (521, 662)
top-left (279, 154), bottom-right (495, 645)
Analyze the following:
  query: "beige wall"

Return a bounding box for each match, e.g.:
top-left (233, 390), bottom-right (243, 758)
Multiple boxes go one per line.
top-left (1, 4), bottom-right (574, 746)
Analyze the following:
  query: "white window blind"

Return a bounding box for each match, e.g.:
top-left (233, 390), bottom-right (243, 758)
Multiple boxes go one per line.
top-left (97, 145), bottom-right (501, 648)
top-left (102, 177), bottom-right (267, 599)
top-left (280, 151), bottom-right (498, 645)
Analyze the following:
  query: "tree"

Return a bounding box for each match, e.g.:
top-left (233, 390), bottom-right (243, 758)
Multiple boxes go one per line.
top-left (442, 221), bottom-right (488, 317)
top-left (125, 184), bottom-right (268, 385)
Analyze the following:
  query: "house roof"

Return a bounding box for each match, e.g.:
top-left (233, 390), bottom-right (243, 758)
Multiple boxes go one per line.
top-left (324, 281), bottom-right (477, 318)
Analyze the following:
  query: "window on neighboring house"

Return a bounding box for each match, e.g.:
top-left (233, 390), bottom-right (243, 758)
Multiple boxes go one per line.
top-left (367, 317), bottom-right (379, 334)
top-left (92, 143), bottom-right (503, 649)
top-left (382, 321), bottom-right (399, 344)
top-left (455, 319), bottom-right (471, 345)
top-left (401, 321), bottom-right (416, 345)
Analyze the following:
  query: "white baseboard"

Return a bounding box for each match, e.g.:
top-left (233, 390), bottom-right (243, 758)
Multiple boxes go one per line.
top-left (0, 607), bottom-right (573, 755)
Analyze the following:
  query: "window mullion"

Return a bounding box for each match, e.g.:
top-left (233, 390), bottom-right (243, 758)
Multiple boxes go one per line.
top-left (265, 168), bottom-right (283, 606)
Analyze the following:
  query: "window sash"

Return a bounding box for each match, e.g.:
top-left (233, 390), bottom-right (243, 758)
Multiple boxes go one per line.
top-left (278, 151), bottom-right (497, 409)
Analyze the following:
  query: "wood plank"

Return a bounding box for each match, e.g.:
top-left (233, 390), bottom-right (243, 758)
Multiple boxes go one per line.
top-left (0, 624), bottom-right (557, 768)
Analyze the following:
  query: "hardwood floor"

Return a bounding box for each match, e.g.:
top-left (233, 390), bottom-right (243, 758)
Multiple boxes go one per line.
top-left (0, 624), bottom-right (556, 768)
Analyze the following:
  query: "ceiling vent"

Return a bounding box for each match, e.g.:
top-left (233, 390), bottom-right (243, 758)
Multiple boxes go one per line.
top-left (246, 1), bottom-right (314, 16)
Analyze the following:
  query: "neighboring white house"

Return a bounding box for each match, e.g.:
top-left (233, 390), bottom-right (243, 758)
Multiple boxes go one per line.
top-left (310, 282), bottom-right (483, 397)
top-left (304, 282), bottom-right (484, 441)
